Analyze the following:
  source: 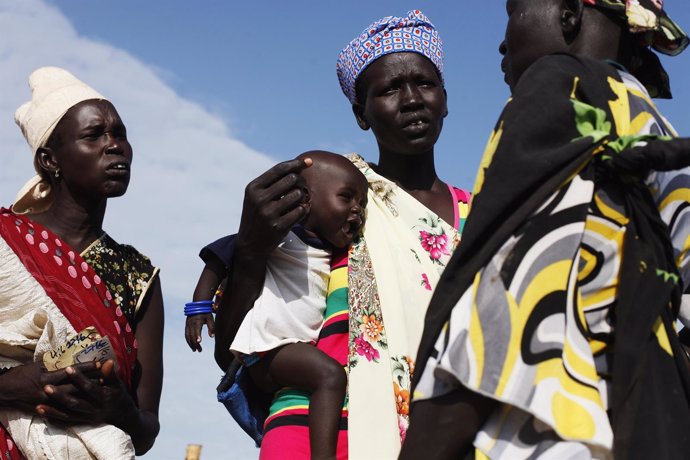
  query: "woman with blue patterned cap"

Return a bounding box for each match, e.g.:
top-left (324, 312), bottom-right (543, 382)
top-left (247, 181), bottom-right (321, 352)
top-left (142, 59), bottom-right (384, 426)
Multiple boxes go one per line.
top-left (404, 1), bottom-right (690, 459)
top-left (211, 9), bottom-right (470, 459)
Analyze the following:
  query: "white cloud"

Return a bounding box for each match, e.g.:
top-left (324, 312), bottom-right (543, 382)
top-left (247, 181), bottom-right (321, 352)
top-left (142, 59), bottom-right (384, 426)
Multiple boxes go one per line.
top-left (0, 1), bottom-right (267, 458)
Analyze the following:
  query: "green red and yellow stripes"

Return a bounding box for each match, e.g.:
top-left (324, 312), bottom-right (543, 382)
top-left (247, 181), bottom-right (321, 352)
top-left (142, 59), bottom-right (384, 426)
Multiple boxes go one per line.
top-left (264, 248), bottom-right (350, 432)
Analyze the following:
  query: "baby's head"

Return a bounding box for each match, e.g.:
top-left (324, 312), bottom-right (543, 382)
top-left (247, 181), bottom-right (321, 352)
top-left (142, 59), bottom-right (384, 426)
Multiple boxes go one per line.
top-left (297, 151), bottom-right (368, 248)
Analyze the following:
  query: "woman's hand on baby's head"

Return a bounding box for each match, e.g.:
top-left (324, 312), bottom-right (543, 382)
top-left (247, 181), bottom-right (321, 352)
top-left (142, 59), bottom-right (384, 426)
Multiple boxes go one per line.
top-left (237, 158), bottom-right (312, 260)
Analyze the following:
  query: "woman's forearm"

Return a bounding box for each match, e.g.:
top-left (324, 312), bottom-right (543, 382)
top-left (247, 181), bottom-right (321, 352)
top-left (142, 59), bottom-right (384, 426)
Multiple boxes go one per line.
top-left (113, 404), bottom-right (159, 455)
top-left (214, 249), bottom-right (268, 370)
top-left (213, 158), bottom-right (312, 370)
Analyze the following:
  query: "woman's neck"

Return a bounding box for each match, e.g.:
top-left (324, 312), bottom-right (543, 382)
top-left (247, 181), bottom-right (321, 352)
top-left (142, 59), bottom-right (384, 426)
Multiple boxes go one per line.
top-left (376, 150), bottom-right (443, 192)
top-left (30, 195), bottom-right (107, 253)
top-left (375, 150), bottom-right (454, 224)
top-left (572, 7), bottom-right (624, 63)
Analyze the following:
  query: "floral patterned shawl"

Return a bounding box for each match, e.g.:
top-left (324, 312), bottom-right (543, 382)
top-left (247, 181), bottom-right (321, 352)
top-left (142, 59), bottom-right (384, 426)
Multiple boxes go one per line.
top-left (346, 154), bottom-right (469, 458)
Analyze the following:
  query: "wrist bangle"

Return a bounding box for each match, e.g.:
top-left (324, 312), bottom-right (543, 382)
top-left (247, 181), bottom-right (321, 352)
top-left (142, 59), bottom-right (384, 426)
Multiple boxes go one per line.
top-left (186, 300), bottom-right (214, 307)
top-left (184, 307), bottom-right (213, 316)
top-left (184, 301), bottom-right (214, 316)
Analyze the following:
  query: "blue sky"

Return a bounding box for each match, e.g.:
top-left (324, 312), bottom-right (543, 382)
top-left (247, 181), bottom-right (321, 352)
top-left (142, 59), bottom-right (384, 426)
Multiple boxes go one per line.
top-left (43, 1), bottom-right (512, 189)
top-left (2, 1), bottom-right (689, 459)
top-left (47, 0), bottom-right (690, 188)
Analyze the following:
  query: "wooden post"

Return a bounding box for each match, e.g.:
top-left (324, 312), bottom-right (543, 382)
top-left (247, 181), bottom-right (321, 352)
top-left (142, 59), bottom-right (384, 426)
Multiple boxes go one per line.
top-left (185, 444), bottom-right (202, 460)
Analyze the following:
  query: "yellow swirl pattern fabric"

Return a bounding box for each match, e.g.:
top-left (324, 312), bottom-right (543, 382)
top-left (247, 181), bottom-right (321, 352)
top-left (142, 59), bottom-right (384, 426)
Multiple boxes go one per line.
top-left (414, 55), bottom-right (690, 459)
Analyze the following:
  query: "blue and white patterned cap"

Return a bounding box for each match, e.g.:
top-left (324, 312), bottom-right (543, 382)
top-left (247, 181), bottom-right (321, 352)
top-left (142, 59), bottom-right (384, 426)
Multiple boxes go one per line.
top-left (337, 10), bottom-right (444, 104)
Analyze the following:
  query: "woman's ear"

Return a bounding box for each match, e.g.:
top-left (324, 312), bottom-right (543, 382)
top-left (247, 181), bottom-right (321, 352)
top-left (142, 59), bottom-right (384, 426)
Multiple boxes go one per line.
top-left (562, 0), bottom-right (584, 40)
top-left (443, 88), bottom-right (449, 118)
top-left (352, 103), bottom-right (370, 131)
top-left (35, 147), bottom-right (59, 178)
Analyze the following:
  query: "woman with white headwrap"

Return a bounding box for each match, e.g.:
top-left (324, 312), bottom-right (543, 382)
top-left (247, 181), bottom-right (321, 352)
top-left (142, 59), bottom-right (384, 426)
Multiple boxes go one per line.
top-left (0, 67), bottom-right (163, 459)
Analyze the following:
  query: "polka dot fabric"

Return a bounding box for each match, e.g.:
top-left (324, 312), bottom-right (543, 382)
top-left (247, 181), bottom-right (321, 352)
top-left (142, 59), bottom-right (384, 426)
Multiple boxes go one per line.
top-left (336, 9), bottom-right (444, 104)
top-left (0, 208), bottom-right (137, 388)
top-left (0, 429), bottom-right (23, 460)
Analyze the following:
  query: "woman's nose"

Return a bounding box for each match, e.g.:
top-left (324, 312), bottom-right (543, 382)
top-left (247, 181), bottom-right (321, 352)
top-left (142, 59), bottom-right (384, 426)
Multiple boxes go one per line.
top-left (499, 40), bottom-right (507, 56)
top-left (401, 84), bottom-right (422, 109)
top-left (104, 134), bottom-right (124, 155)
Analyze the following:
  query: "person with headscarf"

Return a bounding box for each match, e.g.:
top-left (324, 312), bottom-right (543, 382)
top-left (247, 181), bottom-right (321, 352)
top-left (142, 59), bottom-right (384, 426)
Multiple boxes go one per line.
top-left (212, 10), bottom-right (471, 459)
top-left (405, 1), bottom-right (690, 459)
top-left (0, 67), bottom-right (164, 459)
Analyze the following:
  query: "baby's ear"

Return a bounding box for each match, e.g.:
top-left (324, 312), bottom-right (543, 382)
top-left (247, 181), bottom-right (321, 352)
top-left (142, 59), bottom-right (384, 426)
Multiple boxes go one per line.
top-left (300, 187), bottom-right (312, 216)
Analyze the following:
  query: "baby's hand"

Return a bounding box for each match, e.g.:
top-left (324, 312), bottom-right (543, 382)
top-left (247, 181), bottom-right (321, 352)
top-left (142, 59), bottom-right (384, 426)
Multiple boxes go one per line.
top-left (185, 314), bottom-right (215, 352)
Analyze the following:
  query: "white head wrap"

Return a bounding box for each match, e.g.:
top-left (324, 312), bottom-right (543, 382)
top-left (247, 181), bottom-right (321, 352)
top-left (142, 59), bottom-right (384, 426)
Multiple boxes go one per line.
top-left (13, 67), bottom-right (106, 214)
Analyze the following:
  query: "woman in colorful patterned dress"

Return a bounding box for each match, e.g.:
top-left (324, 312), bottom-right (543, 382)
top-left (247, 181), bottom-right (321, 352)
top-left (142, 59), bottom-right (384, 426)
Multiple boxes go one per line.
top-left (406, 1), bottom-right (690, 459)
top-left (212, 10), bottom-right (470, 459)
top-left (0, 67), bottom-right (164, 459)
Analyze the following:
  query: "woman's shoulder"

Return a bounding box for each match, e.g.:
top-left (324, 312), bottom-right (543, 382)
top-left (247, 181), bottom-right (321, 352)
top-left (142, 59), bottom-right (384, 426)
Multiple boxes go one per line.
top-left (519, 53), bottom-right (619, 91)
top-left (95, 234), bottom-right (157, 274)
top-left (530, 53), bottom-right (610, 72)
top-left (90, 234), bottom-right (159, 320)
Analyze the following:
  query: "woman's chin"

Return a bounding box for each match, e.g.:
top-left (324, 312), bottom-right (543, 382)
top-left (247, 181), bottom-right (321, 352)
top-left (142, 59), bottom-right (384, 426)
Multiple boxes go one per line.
top-left (104, 184), bottom-right (129, 199)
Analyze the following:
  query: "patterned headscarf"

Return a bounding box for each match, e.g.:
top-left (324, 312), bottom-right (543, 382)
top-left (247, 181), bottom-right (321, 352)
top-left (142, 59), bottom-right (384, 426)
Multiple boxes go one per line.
top-left (584, 0), bottom-right (688, 98)
top-left (336, 10), bottom-right (444, 104)
top-left (584, 0), bottom-right (688, 56)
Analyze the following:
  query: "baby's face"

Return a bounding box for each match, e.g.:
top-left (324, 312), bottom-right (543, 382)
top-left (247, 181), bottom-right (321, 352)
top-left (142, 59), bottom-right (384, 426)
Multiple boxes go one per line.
top-left (304, 164), bottom-right (368, 248)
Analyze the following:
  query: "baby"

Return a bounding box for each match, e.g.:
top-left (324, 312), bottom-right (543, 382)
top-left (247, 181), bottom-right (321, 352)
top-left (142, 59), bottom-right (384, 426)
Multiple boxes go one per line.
top-left (186, 151), bottom-right (368, 458)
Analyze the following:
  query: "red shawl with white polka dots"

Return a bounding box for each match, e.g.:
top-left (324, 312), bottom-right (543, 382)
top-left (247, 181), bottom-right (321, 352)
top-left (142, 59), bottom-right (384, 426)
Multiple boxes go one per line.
top-left (0, 208), bottom-right (137, 387)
